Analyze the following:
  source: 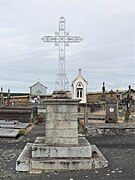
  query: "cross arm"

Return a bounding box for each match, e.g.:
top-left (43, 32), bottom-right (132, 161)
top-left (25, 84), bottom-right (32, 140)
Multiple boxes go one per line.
top-left (67, 36), bottom-right (83, 43)
top-left (41, 36), bottom-right (57, 43)
top-left (41, 35), bottom-right (83, 43)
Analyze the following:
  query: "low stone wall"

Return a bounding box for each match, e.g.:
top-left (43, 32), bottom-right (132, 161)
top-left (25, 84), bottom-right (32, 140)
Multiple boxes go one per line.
top-left (85, 123), bottom-right (135, 137)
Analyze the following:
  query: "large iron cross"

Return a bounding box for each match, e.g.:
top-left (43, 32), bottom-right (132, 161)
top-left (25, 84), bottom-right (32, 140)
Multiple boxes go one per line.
top-left (41, 16), bottom-right (82, 91)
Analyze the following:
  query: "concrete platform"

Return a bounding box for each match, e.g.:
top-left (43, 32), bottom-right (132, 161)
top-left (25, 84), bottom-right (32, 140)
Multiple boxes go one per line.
top-left (16, 137), bottom-right (108, 173)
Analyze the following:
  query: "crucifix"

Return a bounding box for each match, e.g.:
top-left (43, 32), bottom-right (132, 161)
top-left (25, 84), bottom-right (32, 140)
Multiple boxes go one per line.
top-left (41, 16), bottom-right (83, 91)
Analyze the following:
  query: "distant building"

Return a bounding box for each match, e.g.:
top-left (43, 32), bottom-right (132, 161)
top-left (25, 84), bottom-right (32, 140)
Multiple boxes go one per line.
top-left (29, 82), bottom-right (47, 103)
top-left (119, 88), bottom-right (135, 103)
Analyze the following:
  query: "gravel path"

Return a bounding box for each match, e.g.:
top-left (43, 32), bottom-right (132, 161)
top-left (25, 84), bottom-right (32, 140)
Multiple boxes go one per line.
top-left (0, 122), bottom-right (135, 180)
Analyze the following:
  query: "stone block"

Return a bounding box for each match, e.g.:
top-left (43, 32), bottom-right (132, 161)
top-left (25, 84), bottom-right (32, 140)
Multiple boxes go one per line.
top-left (46, 112), bottom-right (77, 121)
top-left (46, 104), bottom-right (77, 113)
top-left (45, 112), bottom-right (56, 121)
top-left (45, 129), bottom-right (78, 138)
top-left (45, 137), bottom-right (78, 145)
top-left (31, 158), bottom-right (93, 171)
top-left (32, 137), bottom-right (92, 158)
top-left (45, 120), bottom-right (78, 129)
top-left (32, 145), bottom-right (92, 158)
top-left (46, 105), bottom-right (54, 112)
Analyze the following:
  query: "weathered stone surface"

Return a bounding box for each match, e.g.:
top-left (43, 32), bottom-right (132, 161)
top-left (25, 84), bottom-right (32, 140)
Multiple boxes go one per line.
top-left (16, 143), bottom-right (32, 172)
top-left (46, 112), bottom-right (77, 121)
top-left (45, 98), bottom-right (79, 145)
top-left (85, 123), bottom-right (135, 137)
top-left (92, 145), bottom-right (108, 169)
top-left (31, 158), bottom-right (93, 171)
top-left (45, 129), bottom-right (78, 138)
top-left (45, 137), bottom-right (78, 145)
top-left (32, 144), bottom-right (91, 158)
top-left (15, 135), bottom-right (108, 172)
top-left (32, 137), bottom-right (92, 158)
top-left (46, 120), bottom-right (77, 129)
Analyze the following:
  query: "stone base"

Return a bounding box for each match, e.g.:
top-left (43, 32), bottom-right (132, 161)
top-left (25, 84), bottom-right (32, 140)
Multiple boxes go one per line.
top-left (32, 136), bottom-right (92, 158)
top-left (16, 137), bottom-right (108, 172)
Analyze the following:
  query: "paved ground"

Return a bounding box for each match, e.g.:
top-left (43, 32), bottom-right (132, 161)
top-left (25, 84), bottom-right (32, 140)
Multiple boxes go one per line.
top-left (0, 122), bottom-right (135, 180)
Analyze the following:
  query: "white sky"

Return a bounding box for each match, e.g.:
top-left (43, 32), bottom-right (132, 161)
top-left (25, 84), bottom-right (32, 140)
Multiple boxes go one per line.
top-left (0, 0), bottom-right (135, 93)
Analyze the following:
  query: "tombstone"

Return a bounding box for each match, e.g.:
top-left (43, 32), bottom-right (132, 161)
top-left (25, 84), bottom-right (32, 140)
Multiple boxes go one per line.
top-left (105, 91), bottom-right (118, 123)
top-left (16, 91), bottom-right (108, 172)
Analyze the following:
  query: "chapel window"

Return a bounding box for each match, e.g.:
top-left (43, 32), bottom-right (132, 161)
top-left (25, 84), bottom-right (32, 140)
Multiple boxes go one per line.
top-left (76, 82), bottom-right (84, 98)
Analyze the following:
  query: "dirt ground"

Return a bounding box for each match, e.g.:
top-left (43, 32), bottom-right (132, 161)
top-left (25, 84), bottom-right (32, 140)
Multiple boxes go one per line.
top-left (0, 122), bottom-right (135, 180)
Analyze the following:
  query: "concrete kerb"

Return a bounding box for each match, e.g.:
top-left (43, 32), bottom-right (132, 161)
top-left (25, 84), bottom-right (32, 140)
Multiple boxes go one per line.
top-left (85, 123), bottom-right (135, 137)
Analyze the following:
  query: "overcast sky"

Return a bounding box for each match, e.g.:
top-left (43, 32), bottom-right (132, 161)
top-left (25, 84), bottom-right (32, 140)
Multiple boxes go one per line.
top-left (0, 0), bottom-right (134, 93)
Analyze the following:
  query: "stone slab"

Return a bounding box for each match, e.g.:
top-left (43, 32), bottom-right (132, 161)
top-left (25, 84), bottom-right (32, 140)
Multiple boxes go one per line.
top-left (31, 158), bottom-right (93, 171)
top-left (0, 120), bottom-right (19, 125)
top-left (16, 143), bottom-right (32, 172)
top-left (0, 128), bottom-right (19, 137)
top-left (32, 137), bottom-right (92, 158)
top-left (0, 123), bottom-right (29, 129)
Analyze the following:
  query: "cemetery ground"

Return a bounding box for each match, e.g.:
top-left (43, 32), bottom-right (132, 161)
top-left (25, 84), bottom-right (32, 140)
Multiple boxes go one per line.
top-left (0, 121), bottom-right (135, 180)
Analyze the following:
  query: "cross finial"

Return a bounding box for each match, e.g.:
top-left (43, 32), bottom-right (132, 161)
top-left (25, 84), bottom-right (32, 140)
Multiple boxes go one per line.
top-left (79, 68), bottom-right (82, 75)
top-left (37, 78), bottom-right (40, 82)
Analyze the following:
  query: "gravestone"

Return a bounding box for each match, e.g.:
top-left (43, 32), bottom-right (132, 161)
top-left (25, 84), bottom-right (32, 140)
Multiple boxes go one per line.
top-left (16, 91), bottom-right (108, 172)
top-left (105, 91), bottom-right (118, 123)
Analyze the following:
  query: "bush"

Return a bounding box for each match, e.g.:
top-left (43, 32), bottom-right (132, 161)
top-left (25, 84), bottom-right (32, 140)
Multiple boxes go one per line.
top-left (18, 129), bottom-right (26, 136)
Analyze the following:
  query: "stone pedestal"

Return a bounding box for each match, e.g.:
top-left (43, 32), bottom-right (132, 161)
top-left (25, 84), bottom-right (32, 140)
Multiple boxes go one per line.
top-left (16, 91), bottom-right (108, 172)
top-left (45, 98), bottom-right (79, 145)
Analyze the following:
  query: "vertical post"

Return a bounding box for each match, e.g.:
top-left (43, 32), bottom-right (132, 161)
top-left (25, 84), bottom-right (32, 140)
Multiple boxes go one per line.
top-left (0, 87), bottom-right (4, 106)
top-left (7, 89), bottom-right (10, 106)
top-left (125, 85), bottom-right (132, 121)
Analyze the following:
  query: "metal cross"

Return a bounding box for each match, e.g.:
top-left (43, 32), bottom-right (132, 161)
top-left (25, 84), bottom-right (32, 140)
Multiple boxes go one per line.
top-left (41, 16), bottom-right (83, 91)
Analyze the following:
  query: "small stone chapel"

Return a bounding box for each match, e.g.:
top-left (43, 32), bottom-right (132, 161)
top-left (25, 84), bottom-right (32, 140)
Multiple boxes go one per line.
top-left (72, 69), bottom-right (88, 104)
